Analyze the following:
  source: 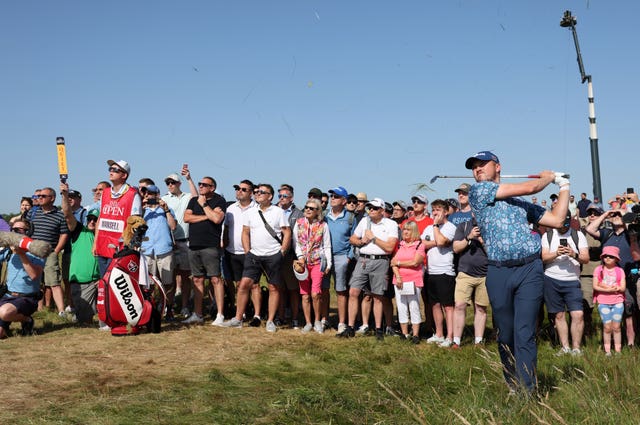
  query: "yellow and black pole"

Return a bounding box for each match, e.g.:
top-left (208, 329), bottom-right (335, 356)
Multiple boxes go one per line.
top-left (56, 136), bottom-right (68, 183)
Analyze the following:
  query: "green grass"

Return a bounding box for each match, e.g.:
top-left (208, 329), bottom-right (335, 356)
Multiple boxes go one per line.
top-left (3, 302), bottom-right (640, 424)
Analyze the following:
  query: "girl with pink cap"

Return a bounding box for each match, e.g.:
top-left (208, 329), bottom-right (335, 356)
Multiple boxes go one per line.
top-left (593, 246), bottom-right (627, 355)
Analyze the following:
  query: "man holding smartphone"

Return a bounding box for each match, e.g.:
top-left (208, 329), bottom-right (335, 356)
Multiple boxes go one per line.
top-left (541, 211), bottom-right (590, 355)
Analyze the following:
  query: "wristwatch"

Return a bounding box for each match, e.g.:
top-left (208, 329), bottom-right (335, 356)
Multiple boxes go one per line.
top-left (433, 224), bottom-right (440, 228)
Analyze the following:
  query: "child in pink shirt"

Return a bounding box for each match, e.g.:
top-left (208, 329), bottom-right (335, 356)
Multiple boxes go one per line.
top-left (593, 246), bottom-right (626, 355)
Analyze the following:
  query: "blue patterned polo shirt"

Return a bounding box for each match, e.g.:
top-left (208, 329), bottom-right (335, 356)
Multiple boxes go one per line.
top-left (469, 181), bottom-right (546, 262)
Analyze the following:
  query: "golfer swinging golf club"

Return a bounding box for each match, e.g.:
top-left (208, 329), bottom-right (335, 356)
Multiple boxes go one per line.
top-left (464, 150), bottom-right (570, 395)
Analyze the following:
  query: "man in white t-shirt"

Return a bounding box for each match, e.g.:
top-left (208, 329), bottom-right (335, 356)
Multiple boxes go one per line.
top-left (222, 180), bottom-right (261, 326)
top-left (337, 198), bottom-right (398, 340)
top-left (421, 199), bottom-right (457, 347)
top-left (222, 184), bottom-right (291, 333)
top-left (541, 212), bottom-right (589, 355)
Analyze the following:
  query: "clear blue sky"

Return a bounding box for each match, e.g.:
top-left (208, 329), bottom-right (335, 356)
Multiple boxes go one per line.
top-left (2, 1), bottom-right (638, 214)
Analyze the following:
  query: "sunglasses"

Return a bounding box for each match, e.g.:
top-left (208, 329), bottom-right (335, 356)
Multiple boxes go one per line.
top-left (255, 190), bottom-right (271, 195)
top-left (602, 255), bottom-right (617, 260)
top-left (198, 182), bottom-right (213, 188)
top-left (235, 187), bottom-right (251, 192)
top-left (37, 194), bottom-right (51, 198)
top-left (329, 194), bottom-right (344, 199)
top-left (304, 205), bottom-right (318, 211)
top-left (413, 200), bottom-right (425, 205)
top-left (609, 213), bottom-right (622, 218)
top-left (108, 167), bottom-right (124, 173)
top-left (587, 211), bottom-right (601, 217)
top-left (87, 216), bottom-right (98, 223)
top-left (165, 180), bottom-right (179, 186)
top-left (11, 227), bottom-right (27, 233)
top-left (347, 200), bottom-right (357, 205)
top-left (367, 206), bottom-right (382, 211)
top-left (91, 187), bottom-right (103, 193)
top-left (278, 193), bottom-right (291, 199)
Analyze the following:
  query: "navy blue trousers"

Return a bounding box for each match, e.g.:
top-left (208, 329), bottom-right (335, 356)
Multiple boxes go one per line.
top-left (486, 259), bottom-right (543, 392)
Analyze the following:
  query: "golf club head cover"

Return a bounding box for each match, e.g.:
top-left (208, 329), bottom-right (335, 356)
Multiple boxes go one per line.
top-left (0, 231), bottom-right (52, 258)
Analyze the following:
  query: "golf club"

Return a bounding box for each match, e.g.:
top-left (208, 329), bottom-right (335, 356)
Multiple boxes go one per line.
top-left (429, 174), bottom-right (570, 184)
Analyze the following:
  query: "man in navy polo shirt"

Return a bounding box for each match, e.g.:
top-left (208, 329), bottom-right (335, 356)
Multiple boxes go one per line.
top-left (465, 150), bottom-right (570, 394)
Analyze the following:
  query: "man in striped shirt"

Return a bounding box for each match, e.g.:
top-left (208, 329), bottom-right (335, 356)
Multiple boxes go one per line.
top-left (30, 186), bottom-right (69, 316)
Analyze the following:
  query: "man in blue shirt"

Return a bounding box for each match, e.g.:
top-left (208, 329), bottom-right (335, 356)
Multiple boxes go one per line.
top-left (141, 185), bottom-right (177, 320)
top-left (0, 219), bottom-right (45, 338)
top-left (465, 150), bottom-right (569, 394)
top-left (323, 186), bottom-right (356, 333)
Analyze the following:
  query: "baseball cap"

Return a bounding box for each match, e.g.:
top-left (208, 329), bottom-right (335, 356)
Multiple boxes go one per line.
top-left (107, 159), bottom-right (131, 175)
top-left (68, 190), bottom-right (82, 199)
top-left (586, 203), bottom-right (604, 214)
top-left (384, 202), bottom-right (393, 214)
top-left (87, 208), bottom-right (100, 218)
top-left (356, 192), bottom-right (368, 202)
top-left (464, 151), bottom-right (500, 169)
top-left (455, 183), bottom-right (471, 193)
top-left (308, 187), bottom-right (323, 198)
top-left (366, 198), bottom-right (385, 208)
top-left (393, 200), bottom-right (407, 210)
top-left (411, 194), bottom-right (428, 204)
top-left (165, 173), bottom-right (181, 183)
top-left (328, 186), bottom-right (348, 198)
top-left (145, 185), bottom-right (160, 194)
top-left (447, 198), bottom-right (460, 210)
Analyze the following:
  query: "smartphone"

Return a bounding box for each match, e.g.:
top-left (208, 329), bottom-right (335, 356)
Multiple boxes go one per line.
top-left (147, 198), bottom-right (158, 206)
top-left (559, 238), bottom-right (568, 247)
top-left (627, 187), bottom-right (634, 194)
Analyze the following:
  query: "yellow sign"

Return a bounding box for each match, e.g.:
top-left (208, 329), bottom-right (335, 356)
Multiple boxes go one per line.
top-left (56, 137), bottom-right (68, 181)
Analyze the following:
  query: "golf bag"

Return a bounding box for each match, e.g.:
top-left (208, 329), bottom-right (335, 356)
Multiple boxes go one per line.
top-left (97, 219), bottom-right (165, 336)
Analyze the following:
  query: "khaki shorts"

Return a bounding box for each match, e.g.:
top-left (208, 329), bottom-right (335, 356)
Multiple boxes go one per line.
top-left (454, 272), bottom-right (489, 307)
top-left (43, 252), bottom-right (62, 287)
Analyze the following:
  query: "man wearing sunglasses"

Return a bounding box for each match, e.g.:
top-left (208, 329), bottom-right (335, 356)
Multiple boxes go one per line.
top-left (223, 180), bottom-right (262, 326)
top-left (586, 205), bottom-right (640, 347)
top-left (222, 184), bottom-right (291, 333)
top-left (183, 176), bottom-right (227, 325)
top-left (0, 219), bottom-right (45, 339)
top-left (339, 198), bottom-right (398, 340)
top-left (30, 186), bottom-right (69, 316)
top-left (93, 159), bottom-right (142, 276)
top-left (277, 184), bottom-right (303, 328)
top-left (59, 182), bottom-right (101, 325)
top-left (162, 168), bottom-right (198, 318)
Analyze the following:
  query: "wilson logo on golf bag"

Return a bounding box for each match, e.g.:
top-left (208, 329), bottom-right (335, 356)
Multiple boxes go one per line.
top-left (97, 249), bottom-right (152, 332)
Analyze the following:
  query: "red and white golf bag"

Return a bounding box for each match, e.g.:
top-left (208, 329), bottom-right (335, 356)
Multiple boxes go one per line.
top-left (97, 248), bottom-right (164, 336)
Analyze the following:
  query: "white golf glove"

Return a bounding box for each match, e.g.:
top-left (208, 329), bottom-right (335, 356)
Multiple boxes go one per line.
top-left (554, 172), bottom-right (570, 191)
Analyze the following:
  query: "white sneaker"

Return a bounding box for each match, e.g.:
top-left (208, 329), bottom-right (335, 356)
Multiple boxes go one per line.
top-left (439, 338), bottom-right (452, 348)
top-left (64, 306), bottom-right (75, 314)
top-left (211, 314), bottom-right (225, 327)
top-left (302, 323), bottom-right (313, 333)
top-left (221, 317), bottom-right (243, 328)
top-left (314, 321), bottom-right (324, 334)
top-left (571, 348), bottom-right (583, 356)
top-left (180, 307), bottom-right (190, 317)
top-left (555, 346), bottom-right (571, 356)
top-left (426, 335), bottom-right (445, 344)
top-left (98, 325), bottom-right (111, 332)
top-left (182, 312), bottom-right (203, 324)
top-left (266, 321), bottom-right (277, 333)
top-left (337, 323), bottom-right (347, 334)
top-left (356, 325), bottom-right (369, 335)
